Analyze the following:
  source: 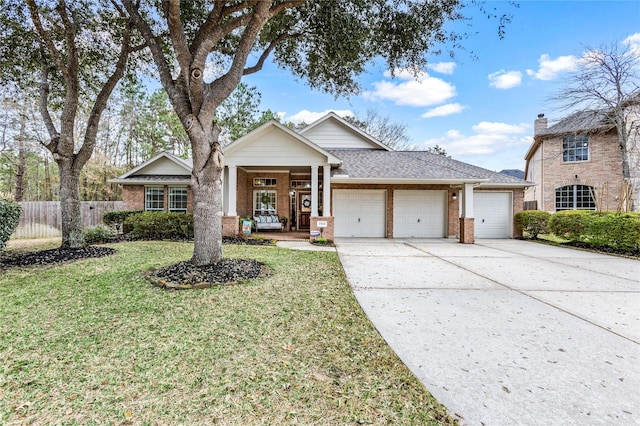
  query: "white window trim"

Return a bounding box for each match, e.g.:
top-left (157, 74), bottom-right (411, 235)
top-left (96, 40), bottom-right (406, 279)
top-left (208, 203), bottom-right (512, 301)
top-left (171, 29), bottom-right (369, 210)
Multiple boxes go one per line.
top-left (145, 186), bottom-right (164, 211)
top-left (168, 187), bottom-right (188, 213)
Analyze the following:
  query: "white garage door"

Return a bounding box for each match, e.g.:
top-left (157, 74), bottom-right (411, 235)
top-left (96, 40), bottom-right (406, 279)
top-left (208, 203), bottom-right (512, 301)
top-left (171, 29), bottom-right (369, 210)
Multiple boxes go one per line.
top-left (474, 191), bottom-right (512, 238)
top-left (333, 190), bottom-right (386, 237)
top-left (393, 190), bottom-right (447, 238)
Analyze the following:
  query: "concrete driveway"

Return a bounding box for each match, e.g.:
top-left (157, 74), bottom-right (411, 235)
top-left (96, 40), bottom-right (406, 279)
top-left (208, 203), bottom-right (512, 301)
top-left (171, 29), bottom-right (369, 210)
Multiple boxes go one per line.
top-left (335, 238), bottom-right (640, 426)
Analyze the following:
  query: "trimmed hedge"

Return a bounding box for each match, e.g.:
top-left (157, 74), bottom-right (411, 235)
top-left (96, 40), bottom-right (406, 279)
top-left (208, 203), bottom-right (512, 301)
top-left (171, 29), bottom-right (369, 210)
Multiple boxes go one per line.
top-left (125, 211), bottom-right (194, 240)
top-left (83, 225), bottom-right (115, 244)
top-left (514, 210), bottom-right (551, 238)
top-left (0, 199), bottom-right (22, 251)
top-left (103, 210), bottom-right (143, 233)
top-left (550, 210), bottom-right (640, 253)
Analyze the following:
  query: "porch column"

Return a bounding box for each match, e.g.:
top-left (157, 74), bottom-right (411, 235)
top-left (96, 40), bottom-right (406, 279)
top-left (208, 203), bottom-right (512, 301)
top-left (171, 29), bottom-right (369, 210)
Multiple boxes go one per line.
top-left (227, 165), bottom-right (237, 216)
top-left (459, 183), bottom-right (475, 244)
top-left (311, 165), bottom-right (319, 217)
top-left (461, 183), bottom-right (474, 218)
top-left (322, 164), bottom-right (331, 216)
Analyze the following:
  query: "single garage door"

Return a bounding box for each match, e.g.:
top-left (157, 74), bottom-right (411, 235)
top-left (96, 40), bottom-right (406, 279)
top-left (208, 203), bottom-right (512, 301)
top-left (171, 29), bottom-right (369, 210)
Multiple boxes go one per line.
top-left (393, 190), bottom-right (447, 238)
top-left (334, 190), bottom-right (386, 237)
top-left (474, 191), bottom-right (512, 238)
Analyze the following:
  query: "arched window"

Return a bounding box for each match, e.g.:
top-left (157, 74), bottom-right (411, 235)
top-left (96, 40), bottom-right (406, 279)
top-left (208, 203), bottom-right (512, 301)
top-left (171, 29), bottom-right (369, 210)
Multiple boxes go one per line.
top-left (555, 185), bottom-right (596, 211)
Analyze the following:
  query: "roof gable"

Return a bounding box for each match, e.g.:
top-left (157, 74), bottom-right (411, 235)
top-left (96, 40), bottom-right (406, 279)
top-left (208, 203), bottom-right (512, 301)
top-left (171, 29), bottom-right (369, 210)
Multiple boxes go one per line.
top-left (299, 112), bottom-right (390, 150)
top-left (224, 120), bottom-right (341, 166)
top-left (115, 151), bottom-right (192, 180)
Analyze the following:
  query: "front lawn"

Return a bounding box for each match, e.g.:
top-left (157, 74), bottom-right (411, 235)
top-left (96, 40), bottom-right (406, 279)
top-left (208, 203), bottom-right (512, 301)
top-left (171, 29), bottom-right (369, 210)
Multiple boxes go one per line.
top-left (0, 241), bottom-right (455, 425)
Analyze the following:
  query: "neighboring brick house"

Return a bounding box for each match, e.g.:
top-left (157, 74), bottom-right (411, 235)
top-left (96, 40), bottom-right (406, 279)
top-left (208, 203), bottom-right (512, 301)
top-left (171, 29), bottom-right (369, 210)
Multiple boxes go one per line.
top-left (111, 112), bottom-right (531, 242)
top-left (524, 109), bottom-right (639, 212)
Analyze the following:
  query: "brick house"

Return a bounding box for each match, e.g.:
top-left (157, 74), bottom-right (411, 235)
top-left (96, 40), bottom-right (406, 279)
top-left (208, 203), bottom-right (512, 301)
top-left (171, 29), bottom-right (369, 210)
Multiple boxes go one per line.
top-left (524, 109), bottom-right (639, 212)
top-left (111, 112), bottom-right (531, 242)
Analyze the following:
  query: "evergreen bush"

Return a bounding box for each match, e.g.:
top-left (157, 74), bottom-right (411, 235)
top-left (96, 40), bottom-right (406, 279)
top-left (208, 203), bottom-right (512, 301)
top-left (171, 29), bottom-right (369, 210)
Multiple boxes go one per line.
top-left (514, 210), bottom-right (551, 238)
top-left (550, 210), bottom-right (640, 253)
top-left (83, 225), bottom-right (115, 244)
top-left (125, 211), bottom-right (194, 240)
top-left (103, 210), bottom-right (143, 233)
top-left (0, 198), bottom-right (22, 252)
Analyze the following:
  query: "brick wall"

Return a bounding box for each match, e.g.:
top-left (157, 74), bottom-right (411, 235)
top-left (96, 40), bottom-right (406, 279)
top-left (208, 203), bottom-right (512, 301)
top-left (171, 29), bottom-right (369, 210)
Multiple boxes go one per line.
top-left (122, 184), bottom-right (193, 212)
top-left (541, 131), bottom-right (624, 211)
top-left (123, 185), bottom-right (145, 210)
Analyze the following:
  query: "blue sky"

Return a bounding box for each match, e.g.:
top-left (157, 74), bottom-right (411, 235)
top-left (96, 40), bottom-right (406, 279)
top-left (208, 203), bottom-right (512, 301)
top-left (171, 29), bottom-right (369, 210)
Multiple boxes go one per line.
top-left (242, 0), bottom-right (640, 172)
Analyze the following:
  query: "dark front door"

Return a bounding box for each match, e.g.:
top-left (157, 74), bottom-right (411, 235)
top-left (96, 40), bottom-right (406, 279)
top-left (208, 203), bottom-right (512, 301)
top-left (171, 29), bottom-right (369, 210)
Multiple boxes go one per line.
top-left (298, 192), bottom-right (311, 230)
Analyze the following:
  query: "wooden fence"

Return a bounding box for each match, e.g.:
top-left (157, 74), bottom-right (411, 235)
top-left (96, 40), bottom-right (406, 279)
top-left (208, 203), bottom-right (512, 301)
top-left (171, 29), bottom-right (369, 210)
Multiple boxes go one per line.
top-left (11, 201), bottom-right (123, 239)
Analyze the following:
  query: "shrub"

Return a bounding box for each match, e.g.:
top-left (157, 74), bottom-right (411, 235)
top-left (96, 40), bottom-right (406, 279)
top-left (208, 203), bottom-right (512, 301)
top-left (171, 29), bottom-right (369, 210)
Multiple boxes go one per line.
top-left (0, 198), bottom-right (22, 252)
top-left (550, 210), bottom-right (640, 253)
top-left (549, 210), bottom-right (594, 240)
top-left (103, 210), bottom-right (143, 233)
top-left (125, 211), bottom-right (194, 240)
top-left (514, 210), bottom-right (551, 238)
top-left (83, 225), bottom-right (115, 244)
top-left (583, 212), bottom-right (640, 252)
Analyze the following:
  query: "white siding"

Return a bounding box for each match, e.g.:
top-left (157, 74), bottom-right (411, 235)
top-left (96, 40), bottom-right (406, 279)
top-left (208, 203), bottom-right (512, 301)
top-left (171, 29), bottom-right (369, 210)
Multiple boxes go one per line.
top-left (303, 120), bottom-right (379, 150)
top-left (227, 127), bottom-right (326, 166)
top-left (393, 190), bottom-right (447, 238)
top-left (334, 190), bottom-right (386, 237)
top-left (137, 157), bottom-right (189, 175)
top-left (524, 147), bottom-right (542, 209)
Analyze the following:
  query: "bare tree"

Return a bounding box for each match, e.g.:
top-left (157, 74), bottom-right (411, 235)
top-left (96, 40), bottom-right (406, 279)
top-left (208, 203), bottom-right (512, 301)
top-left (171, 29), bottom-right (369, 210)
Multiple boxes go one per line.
top-left (345, 110), bottom-right (413, 150)
top-left (550, 41), bottom-right (640, 210)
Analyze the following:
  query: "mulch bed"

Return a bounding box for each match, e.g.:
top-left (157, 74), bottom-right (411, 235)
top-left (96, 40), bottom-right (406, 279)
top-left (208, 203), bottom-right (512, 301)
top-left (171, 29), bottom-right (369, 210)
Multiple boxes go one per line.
top-left (1, 239), bottom-right (268, 289)
top-left (0, 246), bottom-right (116, 268)
top-left (146, 258), bottom-right (265, 290)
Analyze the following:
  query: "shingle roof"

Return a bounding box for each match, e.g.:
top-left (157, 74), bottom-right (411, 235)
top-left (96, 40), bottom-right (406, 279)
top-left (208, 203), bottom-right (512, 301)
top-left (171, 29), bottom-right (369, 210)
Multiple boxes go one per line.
top-left (329, 150), bottom-right (530, 185)
top-left (537, 109), bottom-right (614, 137)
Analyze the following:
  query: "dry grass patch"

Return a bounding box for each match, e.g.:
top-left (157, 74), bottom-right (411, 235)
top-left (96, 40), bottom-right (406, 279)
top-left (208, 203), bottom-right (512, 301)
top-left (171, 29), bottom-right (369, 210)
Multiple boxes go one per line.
top-left (0, 241), bottom-right (456, 425)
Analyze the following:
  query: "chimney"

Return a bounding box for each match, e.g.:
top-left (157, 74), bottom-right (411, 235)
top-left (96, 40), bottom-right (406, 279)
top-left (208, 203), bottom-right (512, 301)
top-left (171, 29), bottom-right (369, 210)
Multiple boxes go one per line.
top-left (534, 113), bottom-right (547, 135)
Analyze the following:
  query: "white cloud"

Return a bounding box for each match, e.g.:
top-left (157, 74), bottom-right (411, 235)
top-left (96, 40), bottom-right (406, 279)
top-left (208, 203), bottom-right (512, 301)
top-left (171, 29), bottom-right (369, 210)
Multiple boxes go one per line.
top-left (419, 122), bottom-right (531, 157)
top-left (488, 70), bottom-right (522, 89)
top-left (427, 62), bottom-right (457, 75)
top-left (623, 32), bottom-right (640, 57)
top-left (421, 103), bottom-right (466, 118)
top-left (526, 54), bottom-right (579, 81)
top-left (364, 68), bottom-right (456, 107)
top-left (472, 121), bottom-right (527, 134)
top-left (285, 109), bottom-right (353, 124)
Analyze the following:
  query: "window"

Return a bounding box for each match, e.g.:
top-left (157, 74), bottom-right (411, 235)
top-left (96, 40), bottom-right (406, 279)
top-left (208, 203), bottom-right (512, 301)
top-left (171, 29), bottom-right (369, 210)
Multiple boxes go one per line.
top-left (563, 135), bottom-right (589, 162)
top-left (254, 190), bottom-right (276, 215)
top-left (145, 187), bottom-right (164, 211)
top-left (555, 185), bottom-right (596, 211)
top-left (254, 178), bottom-right (277, 187)
top-left (169, 187), bottom-right (188, 212)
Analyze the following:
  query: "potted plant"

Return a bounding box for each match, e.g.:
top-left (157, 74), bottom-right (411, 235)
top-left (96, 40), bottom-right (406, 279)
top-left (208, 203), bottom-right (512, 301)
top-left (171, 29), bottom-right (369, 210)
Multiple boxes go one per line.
top-left (280, 215), bottom-right (288, 230)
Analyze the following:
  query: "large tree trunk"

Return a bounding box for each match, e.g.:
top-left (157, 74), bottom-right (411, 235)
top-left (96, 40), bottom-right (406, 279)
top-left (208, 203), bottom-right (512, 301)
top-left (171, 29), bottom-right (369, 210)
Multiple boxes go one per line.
top-left (57, 158), bottom-right (84, 249)
top-left (190, 122), bottom-right (224, 265)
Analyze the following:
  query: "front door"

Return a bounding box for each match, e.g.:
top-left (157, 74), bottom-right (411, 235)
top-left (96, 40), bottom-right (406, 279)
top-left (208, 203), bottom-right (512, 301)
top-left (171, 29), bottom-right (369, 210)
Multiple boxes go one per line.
top-left (298, 192), bottom-right (311, 230)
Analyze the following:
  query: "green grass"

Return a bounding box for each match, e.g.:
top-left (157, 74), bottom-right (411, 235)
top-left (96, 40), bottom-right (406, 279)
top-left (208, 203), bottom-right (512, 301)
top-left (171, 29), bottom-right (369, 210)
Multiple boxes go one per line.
top-left (0, 241), bottom-right (455, 425)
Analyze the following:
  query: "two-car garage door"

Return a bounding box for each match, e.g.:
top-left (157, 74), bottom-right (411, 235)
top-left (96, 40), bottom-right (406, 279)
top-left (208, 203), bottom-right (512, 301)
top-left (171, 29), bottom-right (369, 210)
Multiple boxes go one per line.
top-left (333, 189), bottom-right (448, 238)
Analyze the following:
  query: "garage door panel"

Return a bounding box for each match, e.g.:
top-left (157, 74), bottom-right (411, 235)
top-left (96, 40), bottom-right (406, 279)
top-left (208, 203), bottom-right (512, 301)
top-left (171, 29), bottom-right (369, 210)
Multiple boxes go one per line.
top-left (394, 190), bottom-right (446, 238)
top-left (474, 192), bottom-right (512, 239)
top-left (334, 190), bottom-right (386, 237)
